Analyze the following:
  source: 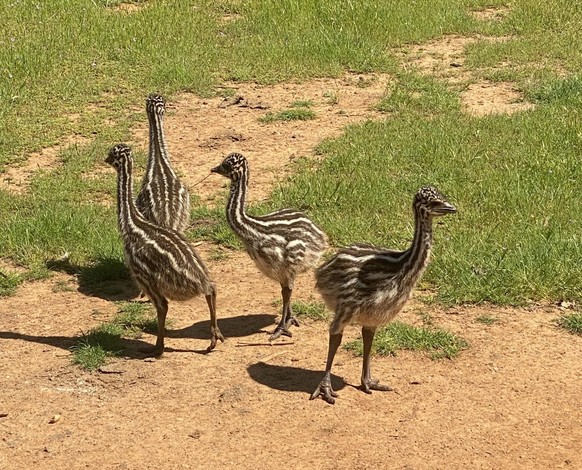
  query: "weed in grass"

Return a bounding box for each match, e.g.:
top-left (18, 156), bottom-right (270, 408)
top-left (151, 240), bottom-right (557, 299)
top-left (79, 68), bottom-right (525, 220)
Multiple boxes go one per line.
top-left (114, 301), bottom-right (158, 336)
top-left (0, 273), bottom-right (23, 297)
top-left (476, 314), bottom-right (498, 325)
top-left (291, 100), bottom-right (313, 108)
top-left (555, 313), bottom-right (582, 336)
top-left (271, 298), bottom-right (329, 321)
top-left (323, 91), bottom-right (339, 105)
top-left (71, 323), bottom-right (124, 371)
top-left (260, 108), bottom-right (316, 123)
top-left (292, 300), bottom-right (329, 321)
top-left (208, 248), bottom-right (231, 262)
top-left (343, 321), bottom-right (468, 359)
top-left (71, 301), bottom-right (157, 369)
top-left (52, 280), bottom-right (76, 293)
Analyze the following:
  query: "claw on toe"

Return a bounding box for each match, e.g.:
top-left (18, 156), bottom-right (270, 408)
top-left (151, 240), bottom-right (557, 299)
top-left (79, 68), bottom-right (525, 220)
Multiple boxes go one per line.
top-left (269, 326), bottom-right (293, 341)
top-left (310, 383), bottom-right (338, 404)
top-left (361, 378), bottom-right (393, 394)
top-left (207, 327), bottom-right (225, 352)
top-left (287, 316), bottom-right (300, 328)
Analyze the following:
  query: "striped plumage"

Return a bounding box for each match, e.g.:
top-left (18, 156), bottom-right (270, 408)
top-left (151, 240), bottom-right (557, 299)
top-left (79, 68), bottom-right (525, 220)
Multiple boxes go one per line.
top-left (311, 186), bottom-right (456, 404)
top-left (211, 152), bottom-right (328, 340)
top-left (106, 144), bottom-right (224, 355)
top-left (135, 94), bottom-right (190, 232)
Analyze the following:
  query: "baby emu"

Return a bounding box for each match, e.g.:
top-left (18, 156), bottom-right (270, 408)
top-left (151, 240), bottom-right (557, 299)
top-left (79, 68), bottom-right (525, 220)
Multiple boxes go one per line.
top-left (311, 186), bottom-right (456, 404)
top-left (211, 152), bottom-right (328, 340)
top-left (106, 143), bottom-right (223, 355)
top-left (135, 94), bottom-right (190, 232)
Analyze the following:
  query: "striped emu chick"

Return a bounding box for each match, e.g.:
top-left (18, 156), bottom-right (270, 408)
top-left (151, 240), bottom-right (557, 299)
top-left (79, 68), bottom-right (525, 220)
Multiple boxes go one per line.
top-left (135, 94), bottom-right (190, 233)
top-left (106, 144), bottom-right (224, 355)
top-left (211, 152), bottom-right (328, 340)
top-left (311, 186), bottom-right (456, 404)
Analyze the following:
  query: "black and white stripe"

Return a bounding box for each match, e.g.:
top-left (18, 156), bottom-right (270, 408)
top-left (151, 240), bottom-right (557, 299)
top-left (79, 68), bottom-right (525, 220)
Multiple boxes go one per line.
top-left (106, 143), bottom-right (223, 355)
top-left (135, 94), bottom-right (191, 233)
top-left (311, 186), bottom-right (456, 404)
top-left (211, 152), bottom-right (328, 340)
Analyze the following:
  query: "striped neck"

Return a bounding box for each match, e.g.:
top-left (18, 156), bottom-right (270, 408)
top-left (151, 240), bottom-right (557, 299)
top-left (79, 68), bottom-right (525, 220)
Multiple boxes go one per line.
top-left (401, 205), bottom-right (434, 282)
top-left (146, 111), bottom-right (177, 179)
top-left (225, 164), bottom-right (253, 237)
top-left (116, 158), bottom-right (143, 236)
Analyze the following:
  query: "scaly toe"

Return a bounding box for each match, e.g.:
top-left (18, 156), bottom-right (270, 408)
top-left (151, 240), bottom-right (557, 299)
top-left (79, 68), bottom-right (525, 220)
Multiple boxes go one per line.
top-left (269, 327), bottom-right (293, 341)
top-left (361, 379), bottom-right (393, 393)
top-left (287, 316), bottom-right (300, 328)
top-left (310, 384), bottom-right (338, 404)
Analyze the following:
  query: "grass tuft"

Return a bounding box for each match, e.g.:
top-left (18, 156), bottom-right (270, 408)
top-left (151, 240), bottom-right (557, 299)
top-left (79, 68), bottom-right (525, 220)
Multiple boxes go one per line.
top-left (292, 300), bottom-right (329, 321)
top-left (260, 108), bottom-right (316, 123)
top-left (344, 321), bottom-right (468, 359)
top-left (555, 312), bottom-right (582, 336)
top-left (475, 314), bottom-right (498, 325)
top-left (71, 323), bottom-right (124, 371)
top-left (0, 272), bottom-right (24, 297)
top-left (71, 301), bottom-right (157, 370)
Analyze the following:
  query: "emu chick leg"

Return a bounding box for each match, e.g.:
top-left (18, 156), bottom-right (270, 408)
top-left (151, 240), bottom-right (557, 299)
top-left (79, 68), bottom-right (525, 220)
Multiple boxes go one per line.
top-left (360, 326), bottom-right (393, 393)
top-left (206, 291), bottom-right (224, 352)
top-left (139, 293), bottom-right (168, 357)
top-left (310, 333), bottom-right (343, 404)
top-left (269, 284), bottom-right (297, 340)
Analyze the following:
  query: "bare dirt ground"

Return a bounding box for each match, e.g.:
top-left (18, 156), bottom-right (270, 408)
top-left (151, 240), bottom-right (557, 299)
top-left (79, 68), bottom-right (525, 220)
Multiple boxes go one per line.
top-left (1, 28), bottom-right (581, 469)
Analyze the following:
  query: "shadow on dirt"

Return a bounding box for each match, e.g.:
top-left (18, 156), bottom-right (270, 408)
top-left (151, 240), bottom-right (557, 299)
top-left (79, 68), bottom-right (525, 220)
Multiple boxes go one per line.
top-left (167, 313), bottom-right (277, 339)
top-left (0, 331), bottom-right (156, 359)
top-left (45, 256), bottom-right (139, 301)
top-left (247, 362), bottom-right (347, 394)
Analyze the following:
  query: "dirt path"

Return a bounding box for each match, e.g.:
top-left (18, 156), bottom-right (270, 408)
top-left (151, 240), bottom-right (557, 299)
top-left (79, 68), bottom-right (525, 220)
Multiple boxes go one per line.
top-left (0, 256), bottom-right (580, 469)
top-left (1, 36), bottom-right (581, 469)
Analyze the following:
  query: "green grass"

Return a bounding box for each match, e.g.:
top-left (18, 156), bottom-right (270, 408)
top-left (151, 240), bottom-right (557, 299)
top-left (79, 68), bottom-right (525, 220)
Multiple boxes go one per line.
top-left (71, 322), bottom-right (124, 371)
top-left (0, 272), bottom-right (23, 297)
top-left (344, 321), bottom-right (468, 359)
top-left (475, 314), bottom-right (498, 325)
top-left (269, 96), bottom-right (582, 305)
top-left (271, 299), bottom-right (329, 321)
top-left (113, 301), bottom-right (158, 336)
top-left (555, 313), bottom-right (582, 336)
top-left (260, 108), bottom-right (316, 123)
top-left (71, 301), bottom-right (157, 370)
top-left (2, 0), bottom-right (582, 310)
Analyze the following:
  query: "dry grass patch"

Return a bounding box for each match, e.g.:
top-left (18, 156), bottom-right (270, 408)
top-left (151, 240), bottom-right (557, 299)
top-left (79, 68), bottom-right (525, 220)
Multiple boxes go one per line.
top-left (394, 34), bottom-right (534, 116)
top-left (469, 6), bottom-right (511, 22)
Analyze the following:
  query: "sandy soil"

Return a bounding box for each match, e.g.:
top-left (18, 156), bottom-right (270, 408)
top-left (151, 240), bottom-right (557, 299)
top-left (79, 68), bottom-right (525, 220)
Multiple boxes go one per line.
top-left (1, 25), bottom-right (580, 469)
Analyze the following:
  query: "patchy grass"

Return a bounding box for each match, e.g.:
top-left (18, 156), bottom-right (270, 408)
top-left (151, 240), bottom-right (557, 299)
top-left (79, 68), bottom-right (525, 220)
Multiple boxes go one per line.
top-left (475, 314), bottom-right (498, 325)
top-left (0, 272), bottom-right (23, 297)
top-left (344, 321), bottom-right (468, 359)
top-left (113, 301), bottom-right (158, 336)
top-left (271, 299), bottom-right (329, 321)
top-left (260, 108), bottom-right (316, 123)
top-left (3, 0), bottom-right (582, 311)
top-left (292, 300), bottom-right (329, 321)
top-left (71, 322), bottom-right (124, 371)
top-left (270, 96), bottom-right (582, 305)
top-left (555, 312), bottom-right (582, 336)
top-left (71, 301), bottom-right (157, 370)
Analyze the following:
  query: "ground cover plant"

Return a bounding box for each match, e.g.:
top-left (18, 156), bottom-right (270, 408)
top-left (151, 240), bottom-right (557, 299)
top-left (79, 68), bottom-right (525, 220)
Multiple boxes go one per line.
top-left (1, 1), bottom-right (581, 327)
top-left (72, 301), bottom-right (157, 370)
top-left (555, 312), bottom-right (582, 336)
top-left (344, 321), bottom-right (468, 359)
top-left (2, 2), bottom-right (582, 466)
